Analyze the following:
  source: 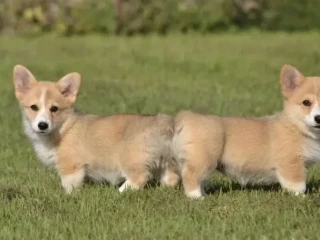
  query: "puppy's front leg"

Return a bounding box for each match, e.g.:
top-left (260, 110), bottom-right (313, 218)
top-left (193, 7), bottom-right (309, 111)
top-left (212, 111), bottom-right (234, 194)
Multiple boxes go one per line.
top-left (60, 168), bottom-right (85, 194)
top-left (277, 159), bottom-right (306, 196)
top-left (58, 158), bottom-right (85, 194)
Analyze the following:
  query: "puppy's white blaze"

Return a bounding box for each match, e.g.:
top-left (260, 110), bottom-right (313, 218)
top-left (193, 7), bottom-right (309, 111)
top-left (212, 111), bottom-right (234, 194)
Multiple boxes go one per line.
top-left (61, 169), bottom-right (85, 194)
top-left (277, 175), bottom-right (306, 195)
top-left (32, 89), bottom-right (52, 132)
top-left (34, 108), bottom-right (47, 127)
top-left (305, 101), bottom-right (320, 127)
top-left (185, 188), bottom-right (204, 199)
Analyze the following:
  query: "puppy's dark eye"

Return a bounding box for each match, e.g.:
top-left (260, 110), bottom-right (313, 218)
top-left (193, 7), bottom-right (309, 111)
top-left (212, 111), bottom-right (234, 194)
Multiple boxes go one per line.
top-left (302, 100), bottom-right (311, 106)
top-left (30, 105), bottom-right (38, 111)
top-left (50, 106), bottom-right (59, 112)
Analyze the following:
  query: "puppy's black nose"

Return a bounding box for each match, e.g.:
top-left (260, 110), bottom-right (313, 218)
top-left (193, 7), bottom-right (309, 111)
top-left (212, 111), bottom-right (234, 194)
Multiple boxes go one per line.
top-left (315, 115), bottom-right (320, 124)
top-left (38, 122), bottom-right (48, 130)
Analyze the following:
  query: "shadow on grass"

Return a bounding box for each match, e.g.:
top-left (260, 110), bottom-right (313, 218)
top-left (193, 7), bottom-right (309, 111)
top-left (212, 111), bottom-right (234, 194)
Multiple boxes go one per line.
top-left (84, 175), bottom-right (320, 195)
top-left (0, 187), bottom-right (27, 201)
top-left (203, 180), bottom-right (320, 195)
top-left (204, 182), bottom-right (280, 195)
top-left (1, 178), bottom-right (318, 201)
top-left (84, 177), bottom-right (161, 189)
top-left (306, 180), bottom-right (320, 193)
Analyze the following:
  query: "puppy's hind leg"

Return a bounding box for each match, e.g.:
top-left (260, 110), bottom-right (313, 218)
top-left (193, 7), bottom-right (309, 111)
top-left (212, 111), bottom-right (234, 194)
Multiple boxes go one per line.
top-left (181, 144), bottom-right (219, 199)
top-left (118, 171), bottom-right (149, 193)
top-left (119, 145), bottom-right (149, 193)
top-left (182, 164), bottom-right (207, 199)
top-left (160, 164), bottom-right (180, 187)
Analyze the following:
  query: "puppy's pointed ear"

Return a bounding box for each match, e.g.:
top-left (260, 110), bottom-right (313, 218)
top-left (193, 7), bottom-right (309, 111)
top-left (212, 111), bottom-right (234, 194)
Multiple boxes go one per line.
top-left (57, 72), bottom-right (81, 103)
top-left (280, 64), bottom-right (306, 98)
top-left (13, 65), bottom-right (37, 99)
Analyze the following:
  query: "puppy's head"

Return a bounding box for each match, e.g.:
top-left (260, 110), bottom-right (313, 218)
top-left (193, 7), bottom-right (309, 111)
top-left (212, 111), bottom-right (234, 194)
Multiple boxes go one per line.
top-left (280, 64), bottom-right (320, 135)
top-left (13, 65), bottom-right (81, 135)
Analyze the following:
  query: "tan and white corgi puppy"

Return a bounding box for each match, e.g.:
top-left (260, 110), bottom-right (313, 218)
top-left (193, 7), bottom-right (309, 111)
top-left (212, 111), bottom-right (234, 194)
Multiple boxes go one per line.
top-left (13, 65), bottom-right (179, 193)
top-left (173, 64), bottom-right (320, 199)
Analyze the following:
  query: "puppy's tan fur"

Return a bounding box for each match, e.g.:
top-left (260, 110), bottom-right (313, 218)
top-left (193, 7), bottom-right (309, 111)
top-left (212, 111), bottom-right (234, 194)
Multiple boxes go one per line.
top-left (174, 64), bottom-right (320, 198)
top-left (13, 65), bottom-right (179, 193)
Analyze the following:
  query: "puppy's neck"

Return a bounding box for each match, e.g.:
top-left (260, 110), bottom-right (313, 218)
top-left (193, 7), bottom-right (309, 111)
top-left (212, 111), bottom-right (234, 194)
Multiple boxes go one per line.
top-left (58, 113), bottom-right (78, 139)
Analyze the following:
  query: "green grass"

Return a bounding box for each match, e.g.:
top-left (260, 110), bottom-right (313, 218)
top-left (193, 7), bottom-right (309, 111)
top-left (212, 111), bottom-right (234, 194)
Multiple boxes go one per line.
top-left (1, 32), bottom-right (320, 240)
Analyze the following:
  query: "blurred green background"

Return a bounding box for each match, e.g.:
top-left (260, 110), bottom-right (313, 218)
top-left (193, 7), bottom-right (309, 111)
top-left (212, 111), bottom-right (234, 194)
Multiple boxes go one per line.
top-left (0, 0), bottom-right (320, 36)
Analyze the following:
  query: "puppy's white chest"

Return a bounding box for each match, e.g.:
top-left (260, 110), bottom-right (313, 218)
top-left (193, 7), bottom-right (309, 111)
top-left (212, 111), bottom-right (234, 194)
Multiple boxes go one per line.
top-left (33, 141), bottom-right (57, 167)
top-left (304, 138), bottom-right (320, 166)
top-left (24, 120), bottom-right (57, 167)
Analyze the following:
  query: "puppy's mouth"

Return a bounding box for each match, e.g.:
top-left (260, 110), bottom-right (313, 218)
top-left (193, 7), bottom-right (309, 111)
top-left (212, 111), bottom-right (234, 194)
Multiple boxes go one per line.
top-left (314, 126), bottom-right (320, 129)
top-left (34, 129), bottom-right (51, 135)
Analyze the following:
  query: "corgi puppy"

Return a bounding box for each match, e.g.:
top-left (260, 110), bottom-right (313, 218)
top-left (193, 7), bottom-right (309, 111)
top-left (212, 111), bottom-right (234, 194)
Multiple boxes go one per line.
top-left (13, 65), bottom-right (179, 193)
top-left (173, 64), bottom-right (320, 199)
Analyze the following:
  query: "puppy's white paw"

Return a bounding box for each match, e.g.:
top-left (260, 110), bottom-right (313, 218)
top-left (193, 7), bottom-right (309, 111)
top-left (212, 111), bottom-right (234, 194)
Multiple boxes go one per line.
top-left (186, 188), bottom-right (204, 200)
top-left (119, 180), bottom-right (137, 193)
top-left (60, 170), bottom-right (84, 194)
top-left (62, 184), bottom-right (73, 194)
top-left (278, 176), bottom-right (306, 197)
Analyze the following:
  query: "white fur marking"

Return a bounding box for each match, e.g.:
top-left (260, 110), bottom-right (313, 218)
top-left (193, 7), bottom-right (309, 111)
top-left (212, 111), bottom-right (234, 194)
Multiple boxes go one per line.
top-left (304, 138), bottom-right (320, 166)
top-left (31, 89), bottom-right (52, 134)
top-left (61, 169), bottom-right (85, 194)
top-left (186, 188), bottom-right (204, 199)
top-left (277, 175), bottom-right (306, 195)
top-left (305, 102), bottom-right (320, 128)
top-left (161, 170), bottom-right (171, 185)
top-left (160, 169), bottom-right (179, 187)
top-left (22, 88), bottom-right (58, 167)
top-left (119, 180), bottom-right (138, 193)
top-left (23, 117), bottom-right (57, 167)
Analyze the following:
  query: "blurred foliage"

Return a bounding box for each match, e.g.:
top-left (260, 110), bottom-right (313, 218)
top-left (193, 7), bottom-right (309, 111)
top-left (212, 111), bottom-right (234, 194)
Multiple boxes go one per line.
top-left (262, 0), bottom-right (320, 31)
top-left (0, 0), bottom-right (115, 36)
top-left (0, 0), bottom-right (319, 36)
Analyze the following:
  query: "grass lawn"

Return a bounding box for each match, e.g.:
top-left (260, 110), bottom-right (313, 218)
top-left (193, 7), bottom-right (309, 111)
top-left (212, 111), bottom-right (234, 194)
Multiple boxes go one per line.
top-left (1, 32), bottom-right (320, 240)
